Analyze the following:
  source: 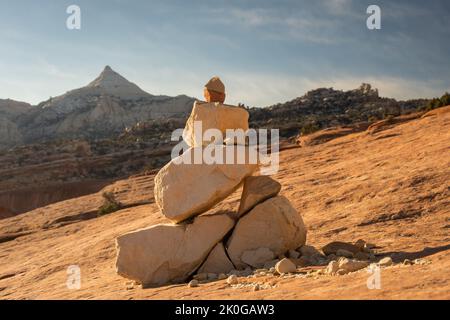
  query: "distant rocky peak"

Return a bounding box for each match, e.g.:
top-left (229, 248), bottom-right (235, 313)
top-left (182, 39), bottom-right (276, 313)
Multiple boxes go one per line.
top-left (68, 65), bottom-right (151, 100)
top-left (88, 66), bottom-right (134, 89)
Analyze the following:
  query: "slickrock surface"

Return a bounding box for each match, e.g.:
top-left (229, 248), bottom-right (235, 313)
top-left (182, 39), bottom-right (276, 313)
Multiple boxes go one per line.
top-left (0, 108), bottom-right (449, 299)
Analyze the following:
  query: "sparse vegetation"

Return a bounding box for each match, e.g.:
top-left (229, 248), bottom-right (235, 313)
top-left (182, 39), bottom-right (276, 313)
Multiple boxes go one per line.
top-left (440, 92), bottom-right (450, 107)
top-left (384, 115), bottom-right (395, 123)
top-left (300, 123), bottom-right (320, 136)
top-left (97, 191), bottom-right (122, 216)
top-left (368, 115), bottom-right (380, 123)
top-left (249, 85), bottom-right (430, 138)
top-left (423, 92), bottom-right (450, 111)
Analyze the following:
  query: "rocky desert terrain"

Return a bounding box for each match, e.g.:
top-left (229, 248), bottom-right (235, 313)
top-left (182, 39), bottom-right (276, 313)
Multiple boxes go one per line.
top-left (0, 106), bottom-right (449, 300)
top-left (0, 77), bottom-right (437, 218)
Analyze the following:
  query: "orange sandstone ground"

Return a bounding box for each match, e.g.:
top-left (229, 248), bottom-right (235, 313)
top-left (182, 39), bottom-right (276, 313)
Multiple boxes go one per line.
top-left (0, 108), bottom-right (449, 300)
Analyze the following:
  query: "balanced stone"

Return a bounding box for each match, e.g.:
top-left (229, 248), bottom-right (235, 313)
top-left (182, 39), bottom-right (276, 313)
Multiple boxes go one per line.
top-left (154, 145), bottom-right (258, 223)
top-left (183, 101), bottom-right (249, 147)
top-left (227, 196), bottom-right (307, 269)
top-left (237, 175), bottom-right (281, 217)
top-left (115, 212), bottom-right (234, 287)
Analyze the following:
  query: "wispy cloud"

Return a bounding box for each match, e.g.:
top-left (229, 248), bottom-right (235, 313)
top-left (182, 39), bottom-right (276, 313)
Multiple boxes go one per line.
top-left (215, 72), bottom-right (447, 107)
top-left (201, 5), bottom-right (347, 44)
top-left (0, 1), bottom-right (449, 105)
top-left (34, 58), bottom-right (79, 80)
top-left (322, 0), bottom-right (355, 16)
top-left (137, 66), bottom-right (448, 107)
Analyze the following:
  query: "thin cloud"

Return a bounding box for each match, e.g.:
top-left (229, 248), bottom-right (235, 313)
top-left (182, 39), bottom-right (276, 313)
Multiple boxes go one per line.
top-left (0, 1), bottom-right (449, 106)
top-left (202, 6), bottom-right (346, 44)
top-left (322, 0), bottom-right (355, 16)
top-left (217, 72), bottom-right (448, 107)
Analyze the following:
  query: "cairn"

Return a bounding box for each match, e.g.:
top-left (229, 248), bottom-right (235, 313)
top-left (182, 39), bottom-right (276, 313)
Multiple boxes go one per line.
top-left (115, 89), bottom-right (306, 288)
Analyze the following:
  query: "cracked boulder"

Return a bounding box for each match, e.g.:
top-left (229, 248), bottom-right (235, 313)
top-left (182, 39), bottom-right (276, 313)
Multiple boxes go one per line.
top-left (226, 196), bottom-right (307, 269)
top-left (197, 242), bottom-right (235, 275)
top-left (241, 247), bottom-right (276, 268)
top-left (115, 212), bottom-right (235, 287)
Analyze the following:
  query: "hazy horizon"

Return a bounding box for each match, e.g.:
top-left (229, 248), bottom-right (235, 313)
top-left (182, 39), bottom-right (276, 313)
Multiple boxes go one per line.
top-left (1, 0), bottom-right (449, 107)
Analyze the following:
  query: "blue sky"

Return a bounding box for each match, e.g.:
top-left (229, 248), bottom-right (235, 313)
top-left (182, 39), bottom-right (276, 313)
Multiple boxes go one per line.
top-left (1, 0), bottom-right (449, 107)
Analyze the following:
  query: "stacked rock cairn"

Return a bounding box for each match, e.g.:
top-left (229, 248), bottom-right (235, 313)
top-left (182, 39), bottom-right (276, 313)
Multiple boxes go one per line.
top-left (115, 101), bottom-right (307, 287)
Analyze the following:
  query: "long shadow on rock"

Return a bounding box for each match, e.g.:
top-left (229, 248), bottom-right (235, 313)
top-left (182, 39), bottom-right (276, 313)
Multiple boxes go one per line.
top-left (383, 244), bottom-right (450, 263)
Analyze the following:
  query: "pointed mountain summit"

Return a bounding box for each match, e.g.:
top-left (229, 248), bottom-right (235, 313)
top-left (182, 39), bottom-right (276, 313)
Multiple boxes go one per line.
top-left (38, 66), bottom-right (153, 112)
top-left (86, 66), bottom-right (152, 99)
top-left (11, 65), bottom-right (194, 145)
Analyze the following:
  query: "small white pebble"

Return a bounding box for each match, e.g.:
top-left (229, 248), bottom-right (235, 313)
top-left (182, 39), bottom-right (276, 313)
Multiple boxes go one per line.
top-left (227, 275), bottom-right (238, 285)
top-left (188, 279), bottom-right (199, 288)
top-left (379, 257), bottom-right (393, 266)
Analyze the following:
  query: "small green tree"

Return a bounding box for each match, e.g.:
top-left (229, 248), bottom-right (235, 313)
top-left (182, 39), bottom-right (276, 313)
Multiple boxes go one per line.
top-left (424, 98), bottom-right (441, 111)
top-left (440, 92), bottom-right (450, 106)
top-left (434, 98), bottom-right (444, 109)
top-left (97, 192), bottom-right (122, 216)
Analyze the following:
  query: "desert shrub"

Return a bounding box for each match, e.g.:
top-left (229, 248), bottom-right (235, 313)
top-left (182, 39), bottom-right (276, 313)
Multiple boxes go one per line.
top-left (440, 92), bottom-right (450, 106)
top-left (423, 99), bottom-right (437, 112)
top-left (432, 98), bottom-right (443, 109)
top-left (98, 192), bottom-right (122, 216)
top-left (368, 115), bottom-right (379, 123)
top-left (423, 93), bottom-right (450, 111)
top-left (301, 123), bottom-right (320, 135)
top-left (384, 115), bottom-right (395, 123)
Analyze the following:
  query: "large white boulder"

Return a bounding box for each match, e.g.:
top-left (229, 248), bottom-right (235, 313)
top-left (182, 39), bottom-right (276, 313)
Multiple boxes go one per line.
top-left (154, 146), bottom-right (259, 223)
top-left (115, 212), bottom-right (235, 287)
top-left (227, 196), bottom-right (307, 269)
top-left (183, 101), bottom-right (249, 147)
